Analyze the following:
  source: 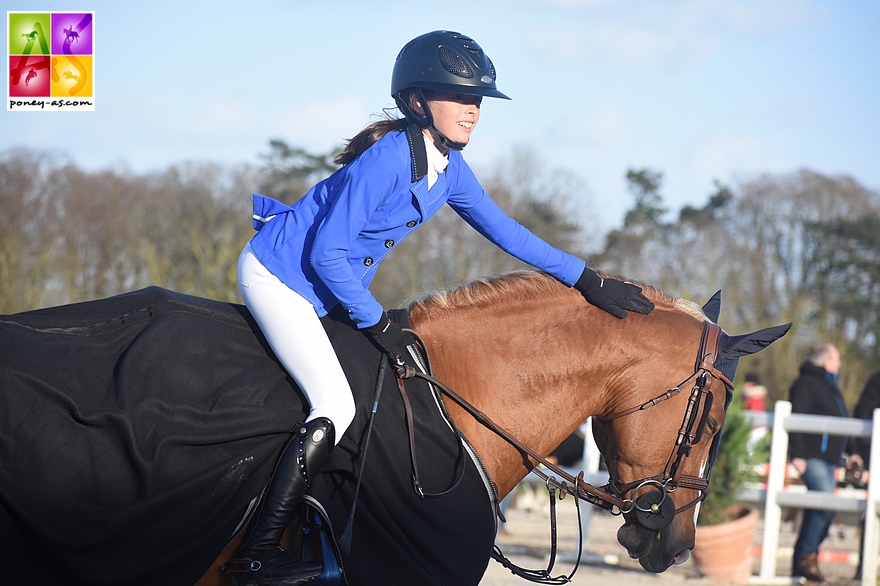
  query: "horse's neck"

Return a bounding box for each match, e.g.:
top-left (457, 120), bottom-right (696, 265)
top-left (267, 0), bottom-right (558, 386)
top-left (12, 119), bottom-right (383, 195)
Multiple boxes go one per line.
top-left (410, 288), bottom-right (622, 497)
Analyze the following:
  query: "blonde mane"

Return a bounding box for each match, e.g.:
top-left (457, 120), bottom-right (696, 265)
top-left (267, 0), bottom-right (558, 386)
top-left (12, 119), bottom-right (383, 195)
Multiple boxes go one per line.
top-left (408, 270), bottom-right (707, 323)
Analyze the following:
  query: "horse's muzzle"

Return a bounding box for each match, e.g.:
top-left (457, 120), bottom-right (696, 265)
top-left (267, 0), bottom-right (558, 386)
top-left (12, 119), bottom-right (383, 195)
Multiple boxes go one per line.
top-left (633, 489), bottom-right (676, 530)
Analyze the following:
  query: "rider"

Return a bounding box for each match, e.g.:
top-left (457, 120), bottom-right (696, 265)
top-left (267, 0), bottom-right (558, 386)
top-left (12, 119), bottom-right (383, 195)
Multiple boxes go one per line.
top-left (227, 30), bottom-right (655, 585)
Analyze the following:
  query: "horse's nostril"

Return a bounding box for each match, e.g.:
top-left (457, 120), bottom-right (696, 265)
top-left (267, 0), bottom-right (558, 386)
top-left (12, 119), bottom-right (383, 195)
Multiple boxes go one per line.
top-left (617, 522), bottom-right (655, 559)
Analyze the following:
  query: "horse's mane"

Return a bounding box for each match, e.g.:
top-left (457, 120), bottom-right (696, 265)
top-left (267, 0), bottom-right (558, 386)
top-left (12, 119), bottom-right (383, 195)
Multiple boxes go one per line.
top-left (408, 270), bottom-right (707, 322)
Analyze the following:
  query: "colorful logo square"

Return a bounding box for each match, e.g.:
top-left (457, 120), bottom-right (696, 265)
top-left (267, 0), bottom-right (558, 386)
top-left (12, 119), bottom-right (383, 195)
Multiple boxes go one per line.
top-left (8, 55), bottom-right (50, 96)
top-left (51, 13), bottom-right (93, 55)
top-left (52, 55), bottom-right (93, 97)
top-left (9, 13), bottom-right (51, 55)
top-left (7, 11), bottom-right (95, 111)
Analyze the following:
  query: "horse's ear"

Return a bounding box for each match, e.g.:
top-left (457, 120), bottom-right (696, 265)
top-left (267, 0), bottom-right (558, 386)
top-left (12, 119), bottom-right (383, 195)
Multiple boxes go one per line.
top-left (702, 291), bottom-right (722, 323)
top-left (720, 323), bottom-right (792, 359)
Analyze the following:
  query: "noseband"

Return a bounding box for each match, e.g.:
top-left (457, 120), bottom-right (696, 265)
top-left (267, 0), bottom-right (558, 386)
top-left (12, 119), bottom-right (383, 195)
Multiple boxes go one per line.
top-left (397, 320), bottom-right (732, 532)
top-left (594, 321), bottom-right (732, 529)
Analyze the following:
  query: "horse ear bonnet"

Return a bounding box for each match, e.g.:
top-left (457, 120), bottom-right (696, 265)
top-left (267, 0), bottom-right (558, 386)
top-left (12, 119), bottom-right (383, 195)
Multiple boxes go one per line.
top-left (699, 291), bottom-right (790, 481)
top-left (701, 291), bottom-right (722, 324)
top-left (719, 323), bottom-right (792, 360)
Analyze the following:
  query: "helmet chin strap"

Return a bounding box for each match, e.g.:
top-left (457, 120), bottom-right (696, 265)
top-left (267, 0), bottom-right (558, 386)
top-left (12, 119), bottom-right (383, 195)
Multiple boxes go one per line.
top-left (395, 88), bottom-right (468, 151)
top-left (434, 128), bottom-right (467, 152)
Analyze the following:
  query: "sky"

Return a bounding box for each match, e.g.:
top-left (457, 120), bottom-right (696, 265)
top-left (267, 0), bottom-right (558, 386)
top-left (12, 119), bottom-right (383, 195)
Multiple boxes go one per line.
top-left (4, 0), bottom-right (879, 231)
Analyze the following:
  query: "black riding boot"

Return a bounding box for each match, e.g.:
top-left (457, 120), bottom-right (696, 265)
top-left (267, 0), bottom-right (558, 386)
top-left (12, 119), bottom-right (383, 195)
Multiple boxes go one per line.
top-left (223, 417), bottom-right (335, 586)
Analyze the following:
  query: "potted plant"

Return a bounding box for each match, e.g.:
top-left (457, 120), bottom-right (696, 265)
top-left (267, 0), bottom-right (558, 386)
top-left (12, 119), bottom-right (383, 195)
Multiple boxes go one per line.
top-left (691, 394), bottom-right (769, 583)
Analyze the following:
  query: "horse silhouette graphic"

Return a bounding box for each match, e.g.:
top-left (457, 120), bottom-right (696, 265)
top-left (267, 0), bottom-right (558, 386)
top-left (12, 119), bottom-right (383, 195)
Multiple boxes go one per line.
top-left (63, 26), bottom-right (79, 44)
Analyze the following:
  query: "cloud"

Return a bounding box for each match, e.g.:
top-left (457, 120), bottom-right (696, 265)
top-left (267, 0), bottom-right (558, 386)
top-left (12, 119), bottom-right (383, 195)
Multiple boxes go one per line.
top-left (550, 101), bottom-right (630, 146)
top-left (19, 92), bottom-right (374, 172)
top-left (527, 21), bottom-right (718, 67)
top-left (270, 95), bottom-right (372, 152)
top-left (520, 0), bottom-right (825, 67)
top-left (693, 132), bottom-right (796, 178)
top-left (182, 101), bottom-right (259, 134)
top-left (744, 95), bottom-right (822, 125)
top-left (152, 94), bottom-right (368, 155)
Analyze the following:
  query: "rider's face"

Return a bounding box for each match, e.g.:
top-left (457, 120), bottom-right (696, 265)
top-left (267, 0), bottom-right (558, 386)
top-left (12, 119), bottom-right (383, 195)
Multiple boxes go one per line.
top-left (414, 91), bottom-right (482, 151)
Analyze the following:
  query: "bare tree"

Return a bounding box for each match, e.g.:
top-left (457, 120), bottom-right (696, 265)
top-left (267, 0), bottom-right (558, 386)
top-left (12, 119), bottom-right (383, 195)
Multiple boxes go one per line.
top-left (596, 167), bottom-right (880, 404)
top-left (5, 146), bottom-right (878, 405)
top-left (0, 150), bottom-right (262, 311)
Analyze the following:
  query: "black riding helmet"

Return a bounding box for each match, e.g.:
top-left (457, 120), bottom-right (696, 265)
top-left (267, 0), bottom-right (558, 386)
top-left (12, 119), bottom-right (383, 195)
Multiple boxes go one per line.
top-left (391, 30), bottom-right (510, 150)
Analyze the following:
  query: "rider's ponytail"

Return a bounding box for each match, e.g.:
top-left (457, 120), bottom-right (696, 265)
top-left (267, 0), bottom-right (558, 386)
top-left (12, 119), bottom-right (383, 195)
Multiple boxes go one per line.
top-left (334, 117), bottom-right (408, 166)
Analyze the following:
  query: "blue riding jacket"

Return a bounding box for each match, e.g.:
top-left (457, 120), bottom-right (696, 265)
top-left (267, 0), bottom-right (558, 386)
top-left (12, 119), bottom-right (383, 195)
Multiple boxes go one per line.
top-left (248, 128), bottom-right (585, 328)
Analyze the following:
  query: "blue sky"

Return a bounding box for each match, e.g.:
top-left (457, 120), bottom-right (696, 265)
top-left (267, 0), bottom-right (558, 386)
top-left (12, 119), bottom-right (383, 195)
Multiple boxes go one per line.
top-left (4, 0), bottom-right (879, 231)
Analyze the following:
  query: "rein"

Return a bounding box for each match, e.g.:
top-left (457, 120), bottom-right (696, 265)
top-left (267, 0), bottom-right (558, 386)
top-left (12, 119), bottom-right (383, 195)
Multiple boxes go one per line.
top-left (398, 321), bottom-right (729, 518)
top-left (394, 333), bottom-right (589, 584)
top-left (595, 321), bottom-right (733, 528)
top-left (392, 320), bottom-right (730, 582)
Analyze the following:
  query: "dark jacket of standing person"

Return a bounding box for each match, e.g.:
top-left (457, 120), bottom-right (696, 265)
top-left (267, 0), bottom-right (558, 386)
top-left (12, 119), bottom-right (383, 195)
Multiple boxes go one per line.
top-left (789, 362), bottom-right (848, 464)
top-left (852, 370), bottom-right (880, 469)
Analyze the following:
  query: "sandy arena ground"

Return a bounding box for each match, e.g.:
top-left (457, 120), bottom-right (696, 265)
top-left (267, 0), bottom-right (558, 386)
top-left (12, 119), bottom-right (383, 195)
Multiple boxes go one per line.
top-left (479, 494), bottom-right (867, 586)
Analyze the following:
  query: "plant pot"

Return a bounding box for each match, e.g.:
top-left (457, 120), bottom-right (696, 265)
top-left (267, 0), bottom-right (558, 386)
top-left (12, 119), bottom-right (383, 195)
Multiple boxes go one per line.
top-left (692, 506), bottom-right (759, 584)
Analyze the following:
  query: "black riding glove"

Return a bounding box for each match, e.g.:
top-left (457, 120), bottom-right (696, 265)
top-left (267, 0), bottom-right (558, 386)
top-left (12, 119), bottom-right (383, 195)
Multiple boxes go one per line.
top-left (363, 311), bottom-right (410, 366)
top-left (574, 268), bottom-right (655, 319)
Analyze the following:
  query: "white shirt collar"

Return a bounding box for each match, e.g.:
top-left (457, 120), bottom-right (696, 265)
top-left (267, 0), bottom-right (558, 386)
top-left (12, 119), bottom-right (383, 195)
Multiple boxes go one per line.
top-left (423, 131), bottom-right (448, 189)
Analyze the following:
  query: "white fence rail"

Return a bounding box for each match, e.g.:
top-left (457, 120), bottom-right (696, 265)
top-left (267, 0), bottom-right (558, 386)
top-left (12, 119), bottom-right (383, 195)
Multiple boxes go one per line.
top-left (751, 401), bottom-right (880, 586)
top-left (511, 403), bottom-right (880, 584)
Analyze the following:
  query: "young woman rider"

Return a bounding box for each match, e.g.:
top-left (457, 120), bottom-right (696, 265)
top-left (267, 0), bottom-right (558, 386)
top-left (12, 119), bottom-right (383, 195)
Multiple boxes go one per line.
top-left (226, 30), bottom-right (654, 585)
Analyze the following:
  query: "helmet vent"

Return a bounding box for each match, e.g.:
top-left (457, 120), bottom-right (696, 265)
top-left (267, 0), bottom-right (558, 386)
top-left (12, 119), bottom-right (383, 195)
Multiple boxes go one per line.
top-left (396, 39), bottom-right (418, 60)
top-left (438, 46), bottom-right (474, 79)
top-left (487, 57), bottom-right (497, 80)
top-left (461, 41), bottom-right (483, 55)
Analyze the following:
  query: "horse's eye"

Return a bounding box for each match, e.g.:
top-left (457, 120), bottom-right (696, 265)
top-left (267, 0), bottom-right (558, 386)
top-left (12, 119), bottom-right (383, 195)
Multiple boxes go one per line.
top-left (706, 417), bottom-right (720, 436)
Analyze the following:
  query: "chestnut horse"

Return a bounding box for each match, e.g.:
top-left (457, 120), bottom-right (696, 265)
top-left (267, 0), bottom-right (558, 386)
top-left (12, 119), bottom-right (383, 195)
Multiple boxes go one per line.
top-left (195, 271), bottom-right (788, 584)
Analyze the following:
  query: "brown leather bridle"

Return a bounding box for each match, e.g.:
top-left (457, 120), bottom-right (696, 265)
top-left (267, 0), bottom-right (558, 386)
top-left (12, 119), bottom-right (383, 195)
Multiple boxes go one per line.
top-left (397, 320), bottom-right (733, 531)
top-left (593, 320), bottom-right (733, 529)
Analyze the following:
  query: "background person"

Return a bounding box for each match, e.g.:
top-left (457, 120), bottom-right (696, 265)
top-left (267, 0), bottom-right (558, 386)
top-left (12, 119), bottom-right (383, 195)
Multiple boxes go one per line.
top-left (788, 343), bottom-right (859, 582)
top-left (849, 370), bottom-right (878, 580)
top-left (851, 370), bottom-right (880, 471)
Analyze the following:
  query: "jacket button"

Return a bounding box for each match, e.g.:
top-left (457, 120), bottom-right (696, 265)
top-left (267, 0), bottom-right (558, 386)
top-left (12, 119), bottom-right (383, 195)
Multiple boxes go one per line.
top-left (406, 220), bottom-right (417, 228)
top-left (384, 239), bottom-right (395, 249)
top-left (364, 257), bottom-right (374, 266)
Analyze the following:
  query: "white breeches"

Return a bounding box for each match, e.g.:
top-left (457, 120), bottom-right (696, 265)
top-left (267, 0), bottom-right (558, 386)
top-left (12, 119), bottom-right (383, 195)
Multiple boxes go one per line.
top-left (237, 243), bottom-right (355, 444)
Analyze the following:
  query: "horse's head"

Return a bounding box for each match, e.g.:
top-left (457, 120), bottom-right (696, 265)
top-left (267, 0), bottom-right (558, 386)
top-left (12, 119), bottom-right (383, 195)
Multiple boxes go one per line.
top-left (591, 291), bottom-right (790, 573)
top-left (409, 274), bottom-right (790, 575)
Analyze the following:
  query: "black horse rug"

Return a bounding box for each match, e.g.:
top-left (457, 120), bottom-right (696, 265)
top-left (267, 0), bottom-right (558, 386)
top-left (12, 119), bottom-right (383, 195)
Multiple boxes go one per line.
top-left (0, 287), bottom-right (497, 586)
